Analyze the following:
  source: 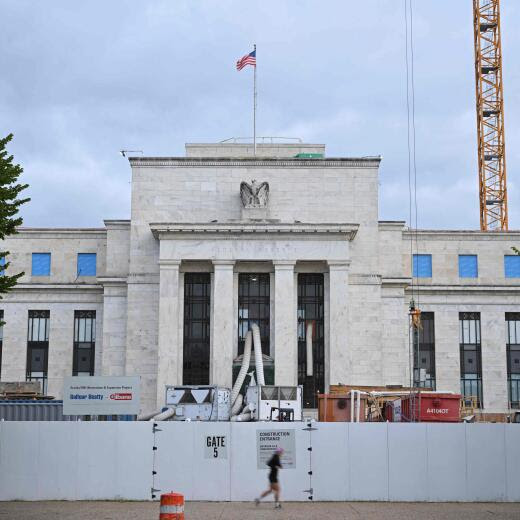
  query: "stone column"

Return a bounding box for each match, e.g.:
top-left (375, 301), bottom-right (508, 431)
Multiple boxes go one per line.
top-left (101, 280), bottom-right (127, 376)
top-left (328, 261), bottom-right (350, 387)
top-left (156, 260), bottom-right (181, 407)
top-left (434, 309), bottom-right (461, 394)
top-left (211, 261), bottom-right (235, 388)
top-left (274, 261), bottom-right (297, 386)
top-left (481, 310), bottom-right (508, 412)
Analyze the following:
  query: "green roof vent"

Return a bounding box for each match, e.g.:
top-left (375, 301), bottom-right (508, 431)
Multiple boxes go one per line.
top-left (294, 153), bottom-right (324, 159)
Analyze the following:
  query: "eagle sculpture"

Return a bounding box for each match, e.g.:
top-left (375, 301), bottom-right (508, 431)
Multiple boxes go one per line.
top-left (240, 180), bottom-right (269, 208)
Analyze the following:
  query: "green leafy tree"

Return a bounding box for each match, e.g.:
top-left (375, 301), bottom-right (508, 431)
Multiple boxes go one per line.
top-left (0, 134), bottom-right (30, 302)
top-left (513, 247), bottom-right (520, 255)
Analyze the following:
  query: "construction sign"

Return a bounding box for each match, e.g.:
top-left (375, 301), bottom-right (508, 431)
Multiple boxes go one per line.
top-left (256, 429), bottom-right (296, 469)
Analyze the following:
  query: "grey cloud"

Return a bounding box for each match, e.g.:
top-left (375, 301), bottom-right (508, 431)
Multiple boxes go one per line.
top-left (0, 0), bottom-right (518, 229)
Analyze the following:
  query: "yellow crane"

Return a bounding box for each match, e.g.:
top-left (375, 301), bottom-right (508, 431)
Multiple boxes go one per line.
top-left (473, 0), bottom-right (508, 230)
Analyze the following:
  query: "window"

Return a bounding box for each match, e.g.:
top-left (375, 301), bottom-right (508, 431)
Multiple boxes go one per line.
top-left (298, 273), bottom-right (325, 408)
top-left (413, 312), bottom-right (436, 389)
top-left (0, 256), bottom-right (5, 276)
top-left (0, 310), bottom-right (3, 379)
top-left (77, 253), bottom-right (96, 277)
top-left (505, 255), bottom-right (520, 278)
top-left (506, 313), bottom-right (520, 409)
top-left (459, 312), bottom-right (483, 407)
top-left (32, 253), bottom-right (51, 276)
top-left (183, 273), bottom-right (211, 385)
top-left (73, 311), bottom-right (96, 376)
top-left (413, 254), bottom-right (432, 278)
top-left (459, 255), bottom-right (478, 278)
top-left (27, 310), bottom-right (50, 393)
top-left (238, 273), bottom-right (270, 356)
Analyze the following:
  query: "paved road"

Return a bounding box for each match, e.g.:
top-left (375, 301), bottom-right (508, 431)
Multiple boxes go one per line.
top-left (1, 501), bottom-right (519, 520)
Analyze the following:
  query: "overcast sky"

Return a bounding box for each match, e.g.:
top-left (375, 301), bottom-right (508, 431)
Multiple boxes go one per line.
top-left (1, 1), bottom-right (519, 229)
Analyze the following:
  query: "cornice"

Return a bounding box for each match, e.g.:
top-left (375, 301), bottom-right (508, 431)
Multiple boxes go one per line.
top-left (382, 277), bottom-right (412, 288)
top-left (350, 273), bottom-right (381, 285)
top-left (406, 284), bottom-right (520, 295)
top-left (12, 228), bottom-right (107, 239)
top-left (129, 157), bottom-right (381, 168)
top-left (403, 229), bottom-right (520, 240)
top-left (149, 222), bottom-right (359, 241)
top-left (97, 276), bottom-right (128, 287)
top-left (9, 283), bottom-right (103, 292)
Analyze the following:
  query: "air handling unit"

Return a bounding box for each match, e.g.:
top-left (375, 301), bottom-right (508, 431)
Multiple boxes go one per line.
top-left (245, 385), bottom-right (303, 421)
top-left (164, 385), bottom-right (231, 421)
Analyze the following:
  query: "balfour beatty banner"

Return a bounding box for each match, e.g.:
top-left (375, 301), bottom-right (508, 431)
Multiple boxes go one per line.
top-left (63, 376), bottom-right (140, 415)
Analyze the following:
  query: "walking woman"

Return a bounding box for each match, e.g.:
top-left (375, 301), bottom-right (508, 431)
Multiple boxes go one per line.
top-left (255, 447), bottom-right (283, 509)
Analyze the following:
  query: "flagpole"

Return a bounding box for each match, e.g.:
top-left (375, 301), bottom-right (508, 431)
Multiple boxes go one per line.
top-left (253, 44), bottom-right (257, 156)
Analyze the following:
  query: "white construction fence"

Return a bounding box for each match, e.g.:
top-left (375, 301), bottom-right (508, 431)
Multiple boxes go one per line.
top-left (0, 421), bottom-right (519, 502)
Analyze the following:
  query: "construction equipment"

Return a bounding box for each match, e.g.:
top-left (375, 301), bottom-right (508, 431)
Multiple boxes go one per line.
top-left (164, 385), bottom-right (231, 421)
top-left (245, 385), bottom-right (303, 421)
top-left (473, 0), bottom-right (508, 230)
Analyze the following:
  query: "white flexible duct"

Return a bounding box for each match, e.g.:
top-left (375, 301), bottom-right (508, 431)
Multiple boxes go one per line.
top-left (306, 322), bottom-right (313, 377)
top-left (231, 330), bottom-right (252, 407)
top-left (231, 411), bottom-right (252, 422)
top-left (150, 407), bottom-right (176, 422)
top-left (138, 410), bottom-right (163, 421)
top-left (251, 323), bottom-right (265, 386)
top-left (230, 393), bottom-right (243, 417)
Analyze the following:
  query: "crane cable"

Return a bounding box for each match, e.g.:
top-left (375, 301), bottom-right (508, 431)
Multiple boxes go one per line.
top-left (404, 0), bottom-right (421, 393)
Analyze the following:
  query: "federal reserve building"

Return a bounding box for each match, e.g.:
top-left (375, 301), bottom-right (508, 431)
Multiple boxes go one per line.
top-left (1, 142), bottom-right (519, 414)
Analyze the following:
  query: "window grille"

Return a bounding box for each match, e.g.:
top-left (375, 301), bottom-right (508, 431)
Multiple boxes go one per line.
top-left (183, 273), bottom-right (211, 384)
top-left (413, 312), bottom-right (436, 389)
top-left (238, 273), bottom-right (270, 356)
top-left (506, 312), bottom-right (520, 409)
top-left (73, 311), bottom-right (96, 376)
top-left (0, 310), bottom-right (3, 379)
top-left (27, 310), bottom-right (50, 393)
top-left (459, 312), bottom-right (483, 407)
top-left (298, 273), bottom-right (324, 408)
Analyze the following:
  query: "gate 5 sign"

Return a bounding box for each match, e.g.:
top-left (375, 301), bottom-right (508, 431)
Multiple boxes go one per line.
top-left (204, 435), bottom-right (228, 459)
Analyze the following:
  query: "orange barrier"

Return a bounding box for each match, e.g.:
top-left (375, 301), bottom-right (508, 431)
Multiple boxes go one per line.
top-left (160, 492), bottom-right (184, 520)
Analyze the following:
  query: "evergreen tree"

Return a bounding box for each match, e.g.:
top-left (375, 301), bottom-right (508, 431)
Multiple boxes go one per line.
top-left (0, 134), bottom-right (30, 303)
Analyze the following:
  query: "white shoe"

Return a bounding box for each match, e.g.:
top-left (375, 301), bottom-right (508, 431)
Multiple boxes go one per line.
top-left (274, 503), bottom-right (282, 509)
top-left (254, 498), bottom-right (260, 506)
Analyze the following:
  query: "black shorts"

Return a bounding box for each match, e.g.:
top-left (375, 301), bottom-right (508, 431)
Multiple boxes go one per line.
top-left (269, 474), bottom-right (278, 484)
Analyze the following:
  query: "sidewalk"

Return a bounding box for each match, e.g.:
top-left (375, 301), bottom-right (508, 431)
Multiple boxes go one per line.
top-left (0, 501), bottom-right (519, 520)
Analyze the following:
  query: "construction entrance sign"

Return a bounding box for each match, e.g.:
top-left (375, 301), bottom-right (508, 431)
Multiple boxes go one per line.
top-left (256, 429), bottom-right (296, 469)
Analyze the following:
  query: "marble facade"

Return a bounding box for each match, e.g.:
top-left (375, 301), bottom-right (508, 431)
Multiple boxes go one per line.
top-left (0, 143), bottom-right (519, 414)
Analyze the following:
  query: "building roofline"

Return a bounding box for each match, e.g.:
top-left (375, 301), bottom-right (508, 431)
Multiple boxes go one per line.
top-left (404, 229), bottom-right (520, 237)
top-left (128, 157), bottom-right (381, 168)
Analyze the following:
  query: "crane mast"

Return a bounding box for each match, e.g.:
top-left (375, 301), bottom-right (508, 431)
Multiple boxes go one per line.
top-left (473, 0), bottom-right (508, 230)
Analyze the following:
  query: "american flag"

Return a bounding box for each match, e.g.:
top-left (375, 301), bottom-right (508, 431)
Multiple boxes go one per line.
top-left (236, 49), bottom-right (256, 71)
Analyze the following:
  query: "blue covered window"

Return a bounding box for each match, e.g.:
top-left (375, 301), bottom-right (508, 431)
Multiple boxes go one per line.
top-left (505, 255), bottom-right (520, 278)
top-left (413, 254), bottom-right (432, 278)
top-left (77, 253), bottom-right (96, 277)
top-left (459, 255), bottom-right (478, 278)
top-left (32, 253), bottom-right (51, 276)
top-left (0, 256), bottom-right (5, 276)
